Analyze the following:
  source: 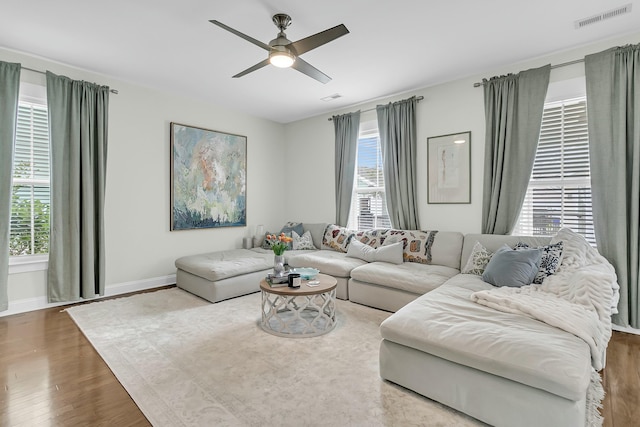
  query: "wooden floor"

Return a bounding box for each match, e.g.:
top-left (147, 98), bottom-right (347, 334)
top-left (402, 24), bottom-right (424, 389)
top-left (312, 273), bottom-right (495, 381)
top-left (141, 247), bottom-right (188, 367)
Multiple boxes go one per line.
top-left (1, 291), bottom-right (639, 426)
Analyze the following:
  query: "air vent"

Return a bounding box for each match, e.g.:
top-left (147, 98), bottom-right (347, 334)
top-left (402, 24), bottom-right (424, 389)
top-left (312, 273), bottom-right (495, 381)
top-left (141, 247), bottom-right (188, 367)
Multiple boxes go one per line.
top-left (575, 3), bottom-right (632, 29)
top-left (321, 93), bottom-right (342, 102)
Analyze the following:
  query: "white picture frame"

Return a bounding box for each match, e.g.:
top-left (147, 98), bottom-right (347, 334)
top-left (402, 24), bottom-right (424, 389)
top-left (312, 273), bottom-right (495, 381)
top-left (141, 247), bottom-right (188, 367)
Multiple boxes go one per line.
top-left (427, 131), bottom-right (471, 204)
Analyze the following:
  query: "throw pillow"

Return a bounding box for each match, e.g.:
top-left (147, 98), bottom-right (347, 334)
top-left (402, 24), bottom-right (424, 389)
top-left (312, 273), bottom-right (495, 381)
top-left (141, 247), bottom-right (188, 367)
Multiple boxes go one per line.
top-left (383, 229), bottom-right (438, 264)
top-left (461, 241), bottom-right (493, 275)
top-left (292, 230), bottom-right (316, 250)
top-left (346, 239), bottom-right (403, 264)
top-left (482, 245), bottom-right (542, 288)
top-left (514, 241), bottom-right (564, 284)
top-left (353, 229), bottom-right (392, 249)
top-left (322, 224), bottom-right (355, 253)
top-left (279, 221), bottom-right (304, 237)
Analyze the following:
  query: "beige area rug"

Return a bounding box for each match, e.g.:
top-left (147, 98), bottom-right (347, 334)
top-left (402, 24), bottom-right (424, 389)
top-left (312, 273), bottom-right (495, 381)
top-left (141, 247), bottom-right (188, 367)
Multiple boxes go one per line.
top-left (66, 288), bottom-right (484, 426)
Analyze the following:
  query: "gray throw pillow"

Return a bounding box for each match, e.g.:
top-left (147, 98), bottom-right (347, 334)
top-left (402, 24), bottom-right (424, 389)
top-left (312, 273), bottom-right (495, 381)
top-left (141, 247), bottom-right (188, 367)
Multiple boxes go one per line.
top-left (280, 221), bottom-right (304, 237)
top-left (482, 245), bottom-right (542, 288)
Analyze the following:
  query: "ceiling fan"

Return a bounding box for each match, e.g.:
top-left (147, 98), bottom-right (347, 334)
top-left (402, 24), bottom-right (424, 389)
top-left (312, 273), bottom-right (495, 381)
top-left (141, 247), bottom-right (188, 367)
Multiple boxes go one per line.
top-left (209, 14), bottom-right (349, 84)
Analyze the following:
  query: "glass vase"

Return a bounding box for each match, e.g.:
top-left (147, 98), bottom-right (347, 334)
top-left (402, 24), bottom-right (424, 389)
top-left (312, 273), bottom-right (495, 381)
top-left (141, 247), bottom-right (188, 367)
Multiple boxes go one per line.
top-left (273, 254), bottom-right (285, 277)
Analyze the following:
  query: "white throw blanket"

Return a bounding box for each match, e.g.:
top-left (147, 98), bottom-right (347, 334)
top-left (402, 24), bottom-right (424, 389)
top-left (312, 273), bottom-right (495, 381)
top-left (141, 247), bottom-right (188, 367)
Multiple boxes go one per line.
top-left (471, 228), bottom-right (620, 426)
top-left (471, 228), bottom-right (617, 427)
top-left (471, 228), bottom-right (616, 370)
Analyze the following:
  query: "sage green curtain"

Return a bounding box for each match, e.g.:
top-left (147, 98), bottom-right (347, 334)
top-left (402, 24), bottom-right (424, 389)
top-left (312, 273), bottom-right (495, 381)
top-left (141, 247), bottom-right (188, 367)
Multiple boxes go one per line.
top-left (481, 65), bottom-right (550, 234)
top-left (0, 61), bottom-right (21, 312)
top-left (333, 111), bottom-right (360, 226)
top-left (376, 97), bottom-right (420, 230)
top-left (585, 44), bottom-right (640, 328)
top-left (46, 72), bottom-right (109, 303)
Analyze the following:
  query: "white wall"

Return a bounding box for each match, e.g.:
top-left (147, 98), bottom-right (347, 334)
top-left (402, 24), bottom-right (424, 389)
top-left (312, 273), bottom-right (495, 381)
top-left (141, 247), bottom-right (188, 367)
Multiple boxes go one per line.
top-left (1, 48), bottom-right (286, 313)
top-left (284, 31), bottom-right (640, 233)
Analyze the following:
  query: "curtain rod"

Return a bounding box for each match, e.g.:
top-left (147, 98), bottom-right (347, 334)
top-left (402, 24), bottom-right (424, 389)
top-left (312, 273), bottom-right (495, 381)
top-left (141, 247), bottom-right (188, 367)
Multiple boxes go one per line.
top-left (23, 66), bottom-right (119, 94)
top-left (473, 58), bottom-right (584, 88)
top-left (327, 95), bottom-right (424, 121)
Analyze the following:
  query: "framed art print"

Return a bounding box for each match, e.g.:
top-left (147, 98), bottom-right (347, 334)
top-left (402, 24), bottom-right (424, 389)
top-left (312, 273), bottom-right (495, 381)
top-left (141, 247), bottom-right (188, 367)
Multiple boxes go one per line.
top-left (427, 131), bottom-right (471, 204)
top-left (170, 122), bottom-right (247, 230)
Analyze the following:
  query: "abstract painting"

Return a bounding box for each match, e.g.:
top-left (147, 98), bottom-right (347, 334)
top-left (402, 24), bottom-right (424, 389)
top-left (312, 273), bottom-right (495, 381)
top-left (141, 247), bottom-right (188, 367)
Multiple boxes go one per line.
top-left (427, 131), bottom-right (471, 204)
top-left (170, 122), bottom-right (246, 230)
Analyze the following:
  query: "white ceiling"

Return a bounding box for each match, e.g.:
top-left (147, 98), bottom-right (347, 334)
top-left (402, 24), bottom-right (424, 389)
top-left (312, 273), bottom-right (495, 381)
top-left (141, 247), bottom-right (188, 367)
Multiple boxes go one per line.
top-left (1, 0), bottom-right (639, 123)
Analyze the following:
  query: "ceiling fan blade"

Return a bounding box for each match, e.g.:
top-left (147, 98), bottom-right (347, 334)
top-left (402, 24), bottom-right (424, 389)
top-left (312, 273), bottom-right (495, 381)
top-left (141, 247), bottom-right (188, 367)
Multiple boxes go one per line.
top-left (232, 59), bottom-right (271, 78)
top-left (291, 58), bottom-right (331, 84)
top-left (209, 20), bottom-right (271, 51)
top-left (289, 24), bottom-right (349, 56)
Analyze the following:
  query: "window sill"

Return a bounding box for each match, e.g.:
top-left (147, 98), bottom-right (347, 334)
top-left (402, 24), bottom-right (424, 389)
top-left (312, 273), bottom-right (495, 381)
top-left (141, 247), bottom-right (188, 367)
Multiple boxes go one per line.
top-left (9, 255), bottom-right (48, 274)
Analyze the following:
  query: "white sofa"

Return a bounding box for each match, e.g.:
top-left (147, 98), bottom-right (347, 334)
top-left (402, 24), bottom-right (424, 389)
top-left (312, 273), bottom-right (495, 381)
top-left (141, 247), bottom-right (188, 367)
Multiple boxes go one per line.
top-left (380, 231), bottom-right (617, 427)
top-left (175, 224), bottom-right (617, 426)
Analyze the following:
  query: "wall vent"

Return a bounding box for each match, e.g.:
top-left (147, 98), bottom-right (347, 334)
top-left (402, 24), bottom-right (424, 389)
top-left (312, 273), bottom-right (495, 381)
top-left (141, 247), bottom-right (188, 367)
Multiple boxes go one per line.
top-left (321, 93), bottom-right (342, 102)
top-left (575, 3), bottom-right (632, 29)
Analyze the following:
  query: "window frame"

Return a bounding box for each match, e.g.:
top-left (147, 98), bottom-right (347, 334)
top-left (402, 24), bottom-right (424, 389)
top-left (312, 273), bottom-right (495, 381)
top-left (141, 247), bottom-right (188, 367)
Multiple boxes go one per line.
top-left (8, 83), bottom-right (50, 274)
top-left (514, 95), bottom-right (595, 244)
top-left (347, 121), bottom-right (391, 230)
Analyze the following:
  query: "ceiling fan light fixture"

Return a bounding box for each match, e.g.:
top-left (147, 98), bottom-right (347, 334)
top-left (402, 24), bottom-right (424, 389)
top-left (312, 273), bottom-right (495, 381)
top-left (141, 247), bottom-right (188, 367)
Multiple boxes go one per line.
top-left (269, 50), bottom-right (295, 68)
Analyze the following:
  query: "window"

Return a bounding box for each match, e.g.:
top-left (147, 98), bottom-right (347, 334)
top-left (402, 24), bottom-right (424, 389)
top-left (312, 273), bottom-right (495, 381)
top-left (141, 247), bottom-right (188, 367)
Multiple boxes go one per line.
top-left (9, 100), bottom-right (50, 257)
top-left (347, 122), bottom-right (390, 230)
top-left (514, 97), bottom-right (595, 244)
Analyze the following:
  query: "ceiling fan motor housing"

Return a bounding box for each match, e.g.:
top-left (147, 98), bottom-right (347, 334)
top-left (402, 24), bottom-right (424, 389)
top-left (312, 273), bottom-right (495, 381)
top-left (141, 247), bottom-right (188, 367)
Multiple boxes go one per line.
top-left (272, 14), bottom-right (292, 31)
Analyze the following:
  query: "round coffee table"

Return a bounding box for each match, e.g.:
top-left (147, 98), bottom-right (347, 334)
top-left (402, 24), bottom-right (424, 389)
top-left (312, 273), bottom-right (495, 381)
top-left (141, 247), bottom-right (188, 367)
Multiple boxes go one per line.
top-left (260, 273), bottom-right (337, 338)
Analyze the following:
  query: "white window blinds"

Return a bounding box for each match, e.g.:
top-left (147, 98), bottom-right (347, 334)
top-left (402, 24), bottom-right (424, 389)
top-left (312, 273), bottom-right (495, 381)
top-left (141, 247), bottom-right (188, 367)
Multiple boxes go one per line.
top-left (10, 102), bottom-right (50, 256)
top-left (347, 125), bottom-right (391, 230)
top-left (514, 97), bottom-right (595, 244)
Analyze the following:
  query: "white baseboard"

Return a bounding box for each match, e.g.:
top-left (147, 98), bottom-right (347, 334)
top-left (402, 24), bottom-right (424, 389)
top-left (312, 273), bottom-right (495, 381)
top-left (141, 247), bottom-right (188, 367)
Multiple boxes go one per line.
top-left (0, 274), bottom-right (176, 318)
top-left (612, 324), bottom-right (640, 336)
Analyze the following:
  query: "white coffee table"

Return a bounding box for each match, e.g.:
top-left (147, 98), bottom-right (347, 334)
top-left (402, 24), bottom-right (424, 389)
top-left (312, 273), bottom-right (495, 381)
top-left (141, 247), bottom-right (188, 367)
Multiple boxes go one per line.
top-left (260, 273), bottom-right (337, 338)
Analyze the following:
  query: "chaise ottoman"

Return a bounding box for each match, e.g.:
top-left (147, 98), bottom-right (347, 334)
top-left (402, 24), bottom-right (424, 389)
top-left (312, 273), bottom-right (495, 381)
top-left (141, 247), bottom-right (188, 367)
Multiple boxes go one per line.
top-left (175, 249), bottom-right (274, 303)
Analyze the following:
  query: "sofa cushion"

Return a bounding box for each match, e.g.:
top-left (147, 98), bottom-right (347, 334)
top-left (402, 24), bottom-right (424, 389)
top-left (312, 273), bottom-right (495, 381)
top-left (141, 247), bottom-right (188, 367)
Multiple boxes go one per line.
top-left (379, 274), bottom-right (592, 401)
top-left (250, 248), bottom-right (316, 263)
top-left (175, 249), bottom-right (272, 282)
top-left (482, 245), bottom-right (542, 287)
top-left (346, 240), bottom-right (403, 264)
top-left (350, 261), bottom-right (459, 295)
top-left (287, 250), bottom-right (367, 277)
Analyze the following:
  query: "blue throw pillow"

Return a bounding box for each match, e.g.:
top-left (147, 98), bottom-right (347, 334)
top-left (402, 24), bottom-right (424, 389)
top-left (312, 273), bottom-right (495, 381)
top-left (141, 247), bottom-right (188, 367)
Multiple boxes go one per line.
top-left (482, 245), bottom-right (542, 288)
top-left (279, 221), bottom-right (304, 237)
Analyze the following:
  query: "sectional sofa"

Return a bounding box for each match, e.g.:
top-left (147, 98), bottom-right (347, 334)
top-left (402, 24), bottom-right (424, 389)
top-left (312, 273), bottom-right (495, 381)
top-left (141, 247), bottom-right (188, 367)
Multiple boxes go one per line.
top-left (175, 223), bottom-right (618, 427)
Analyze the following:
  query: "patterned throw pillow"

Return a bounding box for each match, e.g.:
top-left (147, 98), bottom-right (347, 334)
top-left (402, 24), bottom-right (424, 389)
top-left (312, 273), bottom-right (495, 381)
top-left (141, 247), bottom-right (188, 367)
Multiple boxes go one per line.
top-left (322, 224), bottom-right (355, 253)
top-left (514, 241), bottom-right (564, 284)
top-left (462, 241), bottom-right (493, 275)
top-left (353, 229), bottom-right (392, 249)
top-left (292, 230), bottom-right (316, 250)
top-left (382, 229), bottom-right (439, 264)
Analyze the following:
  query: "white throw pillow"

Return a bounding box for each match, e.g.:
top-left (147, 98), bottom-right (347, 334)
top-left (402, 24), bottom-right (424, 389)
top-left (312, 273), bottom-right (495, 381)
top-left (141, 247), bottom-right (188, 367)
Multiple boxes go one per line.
top-left (462, 241), bottom-right (493, 275)
top-left (292, 230), bottom-right (316, 250)
top-left (346, 239), bottom-right (403, 264)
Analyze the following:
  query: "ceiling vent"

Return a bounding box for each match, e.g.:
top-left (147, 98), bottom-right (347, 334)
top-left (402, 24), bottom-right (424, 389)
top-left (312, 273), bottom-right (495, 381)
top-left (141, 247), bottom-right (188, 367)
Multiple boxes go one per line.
top-left (321, 93), bottom-right (342, 102)
top-left (575, 3), bottom-right (632, 29)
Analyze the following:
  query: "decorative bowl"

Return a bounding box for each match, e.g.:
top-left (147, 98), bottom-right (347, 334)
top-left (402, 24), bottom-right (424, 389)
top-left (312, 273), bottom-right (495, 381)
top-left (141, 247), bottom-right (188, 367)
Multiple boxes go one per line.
top-left (291, 267), bottom-right (320, 280)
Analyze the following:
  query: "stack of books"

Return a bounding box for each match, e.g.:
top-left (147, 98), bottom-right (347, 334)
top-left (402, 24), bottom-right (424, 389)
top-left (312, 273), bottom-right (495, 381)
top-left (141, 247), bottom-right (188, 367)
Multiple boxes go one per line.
top-left (266, 273), bottom-right (290, 287)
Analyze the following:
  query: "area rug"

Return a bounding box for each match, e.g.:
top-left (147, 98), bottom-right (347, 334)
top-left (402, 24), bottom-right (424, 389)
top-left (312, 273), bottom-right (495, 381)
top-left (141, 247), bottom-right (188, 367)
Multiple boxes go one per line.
top-left (66, 288), bottom-right (483, 426)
